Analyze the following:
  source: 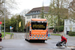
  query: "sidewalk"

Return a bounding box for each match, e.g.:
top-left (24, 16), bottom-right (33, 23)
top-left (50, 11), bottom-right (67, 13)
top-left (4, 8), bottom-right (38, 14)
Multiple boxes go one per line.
top-left (48, 32), bottom-right (70, 37)
top-left (2, 34), bottom-right (13, 40)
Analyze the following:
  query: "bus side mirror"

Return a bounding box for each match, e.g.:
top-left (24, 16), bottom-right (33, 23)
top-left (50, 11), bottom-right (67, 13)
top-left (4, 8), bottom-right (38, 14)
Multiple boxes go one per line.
top-left (0, 33), bottom-right (2, 42)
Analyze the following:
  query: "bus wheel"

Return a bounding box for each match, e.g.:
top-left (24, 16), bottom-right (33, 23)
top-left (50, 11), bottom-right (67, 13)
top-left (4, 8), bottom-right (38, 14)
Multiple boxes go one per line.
top-left (25, 39), bottom-right (27, 41)
top-left (42, 40), bottom-right (45, 43)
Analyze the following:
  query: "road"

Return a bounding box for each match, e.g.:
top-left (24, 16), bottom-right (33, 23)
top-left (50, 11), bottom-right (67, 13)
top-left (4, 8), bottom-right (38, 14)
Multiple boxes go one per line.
top-left (0, 33), bottom-right (75, 50)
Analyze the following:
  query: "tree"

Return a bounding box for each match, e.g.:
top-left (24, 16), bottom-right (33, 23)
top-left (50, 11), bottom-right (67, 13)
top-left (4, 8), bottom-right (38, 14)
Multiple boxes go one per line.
top-left (5, 0), bottom-right (17, 9)
top-left (69, 0), bottom-right (75, 21)
top-left (10, 16), bottom-right (16, 32)
top-left (7, 14), bottom-right (24, 32)
top-left (40, 3), bottom-right (44, 18)
top-left (0, 0), bottom-right (5, 21)
top-left (16, 15), bottom-right (24, 32)
top-left (0, 0), bottom-right (17, 20)
top-left (0, 0), bottom-right (18, 33)
top-left (48, 0), bottom-right (69, 32)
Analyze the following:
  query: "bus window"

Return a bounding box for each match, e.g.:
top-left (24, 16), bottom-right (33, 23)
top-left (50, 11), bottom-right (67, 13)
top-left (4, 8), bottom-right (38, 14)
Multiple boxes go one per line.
top-left (31, 21), bottom-right (47, 30)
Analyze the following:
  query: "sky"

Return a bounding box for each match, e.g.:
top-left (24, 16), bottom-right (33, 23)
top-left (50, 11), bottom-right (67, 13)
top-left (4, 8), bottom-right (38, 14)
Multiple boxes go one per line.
top-left (10, 0), bottom-right (50, 15)
top-left (9, 0), bottom-right (73, 15)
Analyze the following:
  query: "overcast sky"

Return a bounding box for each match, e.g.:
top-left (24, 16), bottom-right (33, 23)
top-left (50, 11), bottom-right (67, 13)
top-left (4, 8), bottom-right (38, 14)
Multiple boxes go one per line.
top-left (10, 0), bottom-right (50, 14)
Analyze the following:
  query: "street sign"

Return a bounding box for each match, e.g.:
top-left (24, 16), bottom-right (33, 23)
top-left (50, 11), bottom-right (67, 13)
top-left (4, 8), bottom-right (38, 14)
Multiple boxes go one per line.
top-left (0, 21), bottom-right (2, 24)
top-left (10, 26), bottom-right (13, 29)
top-left (12, 27), bottom-right (13, 29)
top-left (48, 34), bottom-right (50, 37)
top-left (10, 26), bottom-right (12, 29)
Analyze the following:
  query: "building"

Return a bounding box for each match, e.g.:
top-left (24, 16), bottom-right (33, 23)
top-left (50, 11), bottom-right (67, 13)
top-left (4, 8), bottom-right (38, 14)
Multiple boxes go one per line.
top-left (64, 19), bottom-right (75, 34)
top-left (25, 6), bottom-right (49, 25)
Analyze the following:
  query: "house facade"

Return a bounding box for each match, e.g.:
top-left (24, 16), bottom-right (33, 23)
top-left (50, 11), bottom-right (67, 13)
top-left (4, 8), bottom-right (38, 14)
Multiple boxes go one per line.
top-left (64, 19), bottom-right (75, 34)
top-left (25, 6), bottom-right (49, 25)
top-left (25, 6), bottom-right (58, 29)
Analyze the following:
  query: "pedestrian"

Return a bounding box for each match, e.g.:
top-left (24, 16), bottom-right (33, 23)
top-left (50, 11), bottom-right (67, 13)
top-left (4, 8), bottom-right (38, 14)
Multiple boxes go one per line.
top-left (56, 35), bottom-right (67, 46)
top-left (61, 35), bottom-right (67, 44)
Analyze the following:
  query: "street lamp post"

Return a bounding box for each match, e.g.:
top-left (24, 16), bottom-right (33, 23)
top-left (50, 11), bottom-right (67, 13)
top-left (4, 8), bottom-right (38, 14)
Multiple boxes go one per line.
top-left (4, 0), bottom-right (5, 39)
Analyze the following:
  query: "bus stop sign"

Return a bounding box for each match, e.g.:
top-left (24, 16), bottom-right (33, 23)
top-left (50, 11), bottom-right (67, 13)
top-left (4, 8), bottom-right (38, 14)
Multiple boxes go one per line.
top-left (0, 21), bottom-right (2, 24)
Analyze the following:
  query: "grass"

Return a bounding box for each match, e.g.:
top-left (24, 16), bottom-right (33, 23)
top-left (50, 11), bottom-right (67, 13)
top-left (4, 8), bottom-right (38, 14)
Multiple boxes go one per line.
top-left (51, 34), bottom-right (61, 36)
top-left (1, 32), bottom-right (13, 38)
top-left (69, 35), bottom-right (75, 37)
top-left (48, 37), bottom-right (51, 39)
top-left (1, 32), bottom-right (11, 34)
top-left (2, 33), bottom-right (4, 38)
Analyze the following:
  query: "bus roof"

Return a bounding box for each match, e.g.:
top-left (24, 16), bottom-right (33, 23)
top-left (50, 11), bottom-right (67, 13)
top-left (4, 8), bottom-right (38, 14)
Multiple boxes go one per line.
top-left (31, 18), bottom-right (47, 21)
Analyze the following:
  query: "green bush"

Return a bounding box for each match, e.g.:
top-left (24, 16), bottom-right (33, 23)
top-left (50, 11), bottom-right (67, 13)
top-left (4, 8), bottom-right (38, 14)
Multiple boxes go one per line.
top-left (49, 27), bottom-right (54, 29)
top-left (69, 31), bottom-right (75, 36)
top-left (54, 26), bottom-right (64, 32)
top-left (59, 26), bottom-right (64, 32)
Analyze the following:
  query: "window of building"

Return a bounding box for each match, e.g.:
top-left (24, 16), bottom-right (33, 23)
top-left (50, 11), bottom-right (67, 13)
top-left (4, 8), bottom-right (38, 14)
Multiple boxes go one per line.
top-left (32, 15), bottom-right (36, 18)
top-left (27, 21), bottom-right (28, 23)
top-left (73, 27), bottom-right (75, 32)
top-left (69, 20), bottom-right (71, 24)
top-left (36, 11), bottom-right (40, 13)
top-left (27, 16), bottom-right (30, 19)
top-left (31, 11), bottom-right (40, 14)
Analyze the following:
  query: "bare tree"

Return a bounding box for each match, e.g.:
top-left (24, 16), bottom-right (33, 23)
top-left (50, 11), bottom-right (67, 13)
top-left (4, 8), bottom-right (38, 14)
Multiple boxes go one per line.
top-left (47, 0), bottom-right (69, 32)
top-left (0, 0), bottom-right (18, 21)
top-left (69, 0), bottom-right (75, 20)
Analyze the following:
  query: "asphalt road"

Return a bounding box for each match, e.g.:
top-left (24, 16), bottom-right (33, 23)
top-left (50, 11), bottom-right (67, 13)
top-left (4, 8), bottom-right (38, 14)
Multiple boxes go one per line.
top-left (0, 33), bottom-right (75, 50)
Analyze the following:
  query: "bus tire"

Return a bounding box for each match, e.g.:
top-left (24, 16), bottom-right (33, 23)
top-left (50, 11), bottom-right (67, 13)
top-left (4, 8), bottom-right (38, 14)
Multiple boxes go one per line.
top-left (42, 40), bottom-right (45, 43)
top-left (43, 40), bottom-right (45, 43)
top-left (25, 39), bottom-right (27, 41)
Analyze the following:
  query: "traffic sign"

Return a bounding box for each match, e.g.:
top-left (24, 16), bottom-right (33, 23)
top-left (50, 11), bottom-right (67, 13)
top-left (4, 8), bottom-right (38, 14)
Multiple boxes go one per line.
top-left (10, 26), bottom-right (12, 29)
top-left (12, 27), bottom-right (13, 29)
top-left (48, 34), bottom-right (50, 37)
top-left (0, 21), bottom-right (2, 24)
top-left (10, 26), bottom-right (13, 29)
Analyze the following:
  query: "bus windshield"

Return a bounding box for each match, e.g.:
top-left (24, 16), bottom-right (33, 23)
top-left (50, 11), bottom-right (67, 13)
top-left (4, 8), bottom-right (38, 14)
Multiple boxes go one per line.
top-left (31, 21), bottom-right (47, 30)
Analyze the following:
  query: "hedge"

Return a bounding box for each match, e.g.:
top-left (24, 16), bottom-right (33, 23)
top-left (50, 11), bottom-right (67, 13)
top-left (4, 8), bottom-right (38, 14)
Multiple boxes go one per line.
top-left (54, 26), bottom-right (64, 32)
top-left (69, 31), bottom-right (75, 36)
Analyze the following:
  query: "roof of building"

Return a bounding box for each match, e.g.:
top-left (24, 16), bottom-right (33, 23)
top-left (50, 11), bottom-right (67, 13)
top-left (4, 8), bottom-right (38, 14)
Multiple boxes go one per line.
top-left (25, 6), bottom-right (49, 16)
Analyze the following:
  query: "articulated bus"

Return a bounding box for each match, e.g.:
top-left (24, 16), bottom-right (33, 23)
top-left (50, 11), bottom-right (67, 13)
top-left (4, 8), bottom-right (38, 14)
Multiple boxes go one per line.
top-left (25, 18), bottom-right (48, 42)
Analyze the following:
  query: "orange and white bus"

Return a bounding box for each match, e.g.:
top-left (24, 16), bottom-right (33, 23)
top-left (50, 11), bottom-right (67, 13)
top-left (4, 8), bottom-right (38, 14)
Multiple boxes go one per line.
top-left (25, 18), bottom-right (48, 42)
